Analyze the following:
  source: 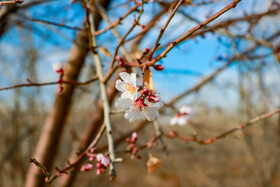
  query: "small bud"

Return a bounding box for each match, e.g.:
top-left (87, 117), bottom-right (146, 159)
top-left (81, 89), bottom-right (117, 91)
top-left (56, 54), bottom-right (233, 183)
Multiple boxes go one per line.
top-left (131, 132), bottom-right (138, 143)
top-left (58, 86), bottom-right (63, 93)
top-left (90, 148), bottom-right (96, 153)
top-left (96, 163), bottom-right (103, 168)
top-left (153, 64), bottom-right (165, 71)
top-left (52, 62), bottom-right (64, 73)
top-left (144, 48), bottom-right (150, 54)
top-left (101, 157), bottom-right (110, 167)
top-left (96, 168), bottom-right (103, 175)
top-left (116, 55), bottom-right (122, 61)
top-left (81, 164), bottom-right (93, 172)
top-left (126, 138), bottom-right (131, 143)
top-left (118, 61), bottom-right (125, 67)
top-left (132, 147), bottom-right (138, 154)
top-left (129, 143), bottom-right (135, 148)
top-left (141, 88), bottom-right (149, 96)
top-left (89, 156), bottom-right (94, 161)
top-left (147, 95), bottom-right (160, 103)
top-left (96, 153), bottom-right (104, 162)
top-left (57, 78), bottom-right (62, 83)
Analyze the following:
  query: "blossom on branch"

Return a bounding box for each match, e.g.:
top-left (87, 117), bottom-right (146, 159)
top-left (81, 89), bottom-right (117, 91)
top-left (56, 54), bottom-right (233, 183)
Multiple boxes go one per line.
top-left (115, 72), bottom-right (137, 100)
top-left (52, 62), bottom-right (64, 74)
top-left (115, 72), bottom-right (160, 122)
top-left (170, 106), bottom-right (193, 126)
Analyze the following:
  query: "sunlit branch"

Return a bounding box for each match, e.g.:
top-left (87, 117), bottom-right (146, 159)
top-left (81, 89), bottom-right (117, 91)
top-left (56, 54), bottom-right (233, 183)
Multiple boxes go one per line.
top-left (0, 77), bottom-right (98, 91)
top-left (164, 109), bottom-right (280, 144)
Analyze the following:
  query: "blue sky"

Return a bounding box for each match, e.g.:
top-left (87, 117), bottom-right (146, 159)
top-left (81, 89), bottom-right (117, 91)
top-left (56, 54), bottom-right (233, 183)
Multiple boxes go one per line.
top-left (0, 0), bottom-right (279, 110)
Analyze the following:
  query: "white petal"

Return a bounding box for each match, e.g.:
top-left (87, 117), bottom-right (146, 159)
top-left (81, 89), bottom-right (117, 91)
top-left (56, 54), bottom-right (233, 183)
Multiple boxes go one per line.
top-left (125, 107), bottom-right (143, 122)
top-left (143, 106), bottom-right (159, 121)
top-left (101, 157), bottom-right (110, 167)
top-left (179, 106), bottom-right (192, 114)
top-left (115, 98), bottom-right (133, 109)
top-left (119, 72), bottom-right (136, 85)
top-left (178, 117), bottom-right (187, 126)
top-left (115, 79), bottom-right (127, 92)
top-left (96, 153), bottom-right (104, 162)
top-left (170, 117), bottom-right (178, 125)
top-left (121, 91), bottom-right (137, 100)
top-left (52, 62), bottom-right (63, 71)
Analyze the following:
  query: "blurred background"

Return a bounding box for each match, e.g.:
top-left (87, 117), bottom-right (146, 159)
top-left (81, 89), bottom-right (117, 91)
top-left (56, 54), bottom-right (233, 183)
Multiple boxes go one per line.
top-left (0, 0), bottom-right (280, 186)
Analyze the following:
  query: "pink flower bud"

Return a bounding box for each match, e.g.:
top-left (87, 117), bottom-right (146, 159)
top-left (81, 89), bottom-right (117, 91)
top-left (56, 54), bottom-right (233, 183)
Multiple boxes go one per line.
top-left (57, 78), bottom-right (62, 83)
top-left (153, 64), bottom-right (165, 71)
top-left (144, 48), bottom-right (150, 53)
top-left (81, 164), bottom-right (93, 172)
top-left (116, 55), bottom-right (121, 61)
top-left (52, 62), bottom-right (64, 73)
top-left (89, 156), bottom-right (94, 161)
top-left (126, 138), bottom-right (131, 143)
top-left (132, 147), bottom-right (138, 154)
top-left (96, 168), bottom-right (103, 175)
top-left (147, 95), bottom-right (160, 103)
top-left (96, 153), bottom-right (104, 162)
top-left (118, 61), bottom-right (125, 67)
top-left (131, 132), bottom-right (138, 143)
top-left (141, 88), bottom-right (149, 96)
top-left (101, 157), bottom-right (110, 167)
top-left (90, 148), bottom-right (96, 153)
top-left (96, 163), bottom-right (103, 168)
top-left (58, 86), bottom-right (63, 93)
top-left (129, 143), bottom-right (135, 148)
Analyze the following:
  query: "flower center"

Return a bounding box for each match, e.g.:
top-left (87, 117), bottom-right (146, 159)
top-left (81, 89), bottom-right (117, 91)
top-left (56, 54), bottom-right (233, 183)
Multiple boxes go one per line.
top-left (125, 83), bottom-right (136, 93)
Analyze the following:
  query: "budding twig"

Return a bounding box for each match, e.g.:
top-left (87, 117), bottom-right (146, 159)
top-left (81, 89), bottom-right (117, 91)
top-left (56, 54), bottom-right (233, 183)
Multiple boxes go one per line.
top-left (164, 109), bottom-right (280, 145)
top-left (85, 2), bottom-right (116, 178)
top-left (146, 0), bottom-right (243, 66)
top-left (0, 77), bottom-right (98, 91)
top-left (148, 0), bottom-right (184, 60)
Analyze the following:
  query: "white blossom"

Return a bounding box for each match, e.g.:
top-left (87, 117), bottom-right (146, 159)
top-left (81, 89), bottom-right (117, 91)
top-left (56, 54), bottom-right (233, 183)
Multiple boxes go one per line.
top-left (115, 97), bottom-right (159, 122)
top-left (52, 62), bottom-right (64, 72)
top-left (115, 72), bottom-right (137, 100)
top-left (170, 106), bottom-right (193, 126)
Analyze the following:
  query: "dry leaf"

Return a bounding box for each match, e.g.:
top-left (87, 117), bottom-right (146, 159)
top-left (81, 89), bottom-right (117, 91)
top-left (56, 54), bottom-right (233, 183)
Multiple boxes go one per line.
top-left (99, 46), bottom-right (112, 57)
top-left (144, 68), bottom-right (153, 89)
top-left (146, 154), bottom-right (162, 173)
top-left (276, 54), bottom-right (280, 63)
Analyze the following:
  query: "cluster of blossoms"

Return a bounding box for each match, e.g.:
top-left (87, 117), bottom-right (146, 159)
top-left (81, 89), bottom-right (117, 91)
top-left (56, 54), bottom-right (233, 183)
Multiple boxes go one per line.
top-left (52, 62), bottom-right (64, 93)
top-left (80, 149), bottom-right (110, 175)
top-left (170, 106), bottom-right (193, 126)
top-left (115, 72), bottom-right (160, 122)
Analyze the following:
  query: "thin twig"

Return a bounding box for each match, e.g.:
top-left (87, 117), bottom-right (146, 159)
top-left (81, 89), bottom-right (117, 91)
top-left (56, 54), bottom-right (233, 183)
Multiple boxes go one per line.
top-left (153, 120), bottom-right (167, 150)
top-left (148, 0), bottom-right (183, 60)
top-left (0, 77), bottom-right (98, 91)
top-left (94, 0), bottom-right (147, 36)
top-left (146, 0), bottom-right (243, 67)
top-left (29, 124), bottom-right (106, 184)
top-left (164, 109), bottom-right (280, 144)
top-left (0, 0), bottom-right (23, 5)
top-left (86, 3), bottom-right (116, 178)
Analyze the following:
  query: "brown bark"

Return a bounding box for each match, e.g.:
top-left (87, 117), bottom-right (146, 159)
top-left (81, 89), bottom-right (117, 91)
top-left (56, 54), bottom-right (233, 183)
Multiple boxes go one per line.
top-left (24, 1), bottom-right (111, 186)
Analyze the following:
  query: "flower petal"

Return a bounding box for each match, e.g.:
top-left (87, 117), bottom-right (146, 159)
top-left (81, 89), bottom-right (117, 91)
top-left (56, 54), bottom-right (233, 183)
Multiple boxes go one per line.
top-left (115, 98), bottom-right (133, 109)
top-left (143, 106), bottom-right (159, 121)
top-left (120, 72), bottom-right (136, 85)
top-left (170, 117), bottom-right (178, 125)
top-left (115, 79), bottom-right (127, 92)
top-left (177, 117), bottom-right (187, 126)
top-left (125, 106), bottom-right (143, 122)
top-left (179, 106), bottom-right (192, 114)
top-left (121, 91), bottom-right (137, 100)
